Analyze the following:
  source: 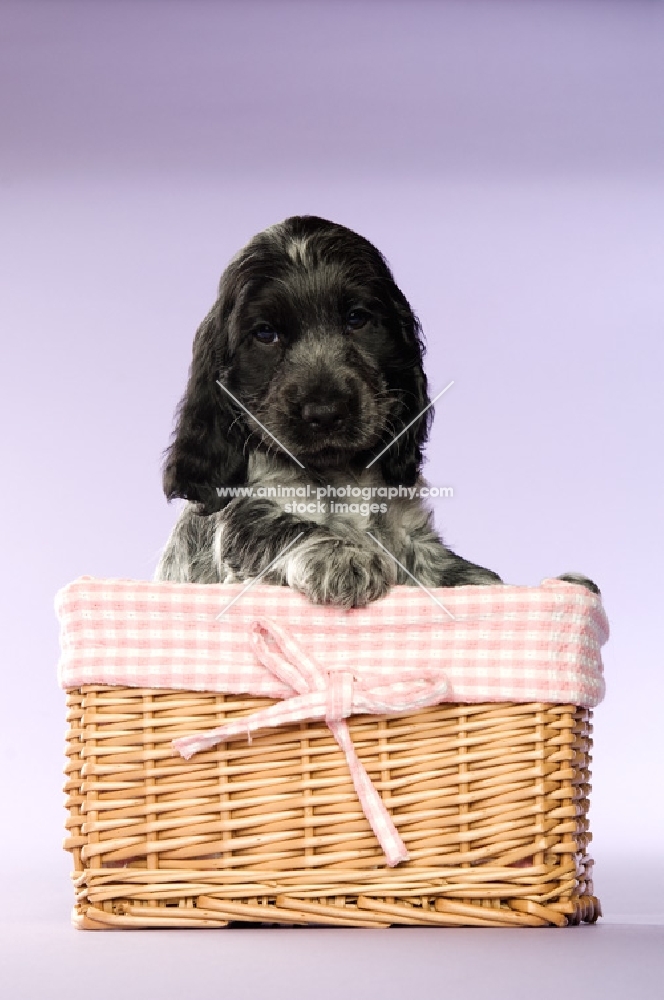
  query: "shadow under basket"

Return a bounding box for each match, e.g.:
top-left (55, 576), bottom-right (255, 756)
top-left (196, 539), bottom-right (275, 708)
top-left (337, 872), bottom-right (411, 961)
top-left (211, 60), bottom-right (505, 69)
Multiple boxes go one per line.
top-left (64, 686), bottom-right (600, 928)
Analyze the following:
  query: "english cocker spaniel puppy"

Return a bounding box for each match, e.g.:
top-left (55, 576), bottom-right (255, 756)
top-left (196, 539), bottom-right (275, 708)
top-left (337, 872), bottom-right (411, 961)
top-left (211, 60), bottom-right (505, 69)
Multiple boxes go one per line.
top-left (155, 215), bottom-right (596, 604)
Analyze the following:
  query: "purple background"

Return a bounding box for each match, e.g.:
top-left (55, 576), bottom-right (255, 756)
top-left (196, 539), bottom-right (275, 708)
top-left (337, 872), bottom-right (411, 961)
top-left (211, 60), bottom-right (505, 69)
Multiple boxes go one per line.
top-left (1, 1), bottom-right (663, 994)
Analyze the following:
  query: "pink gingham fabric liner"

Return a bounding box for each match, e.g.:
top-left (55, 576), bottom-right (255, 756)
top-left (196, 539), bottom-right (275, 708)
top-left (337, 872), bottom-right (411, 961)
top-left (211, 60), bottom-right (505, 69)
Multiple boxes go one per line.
top-left (56, 576), bottom-right (608, 707)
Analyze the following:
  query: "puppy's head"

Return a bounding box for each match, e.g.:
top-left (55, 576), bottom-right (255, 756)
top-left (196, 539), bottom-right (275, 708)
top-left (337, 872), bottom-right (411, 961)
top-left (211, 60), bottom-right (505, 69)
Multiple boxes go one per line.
top-left (163, 216), bottom-right (431, 513)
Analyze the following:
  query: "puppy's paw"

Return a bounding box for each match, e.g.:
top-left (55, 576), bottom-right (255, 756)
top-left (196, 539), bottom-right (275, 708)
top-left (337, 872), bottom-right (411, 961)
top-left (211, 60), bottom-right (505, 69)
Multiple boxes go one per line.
top-left (556, 572), bottom-right (601, 596)
top-left (287, 539), bottom-right (397, 609)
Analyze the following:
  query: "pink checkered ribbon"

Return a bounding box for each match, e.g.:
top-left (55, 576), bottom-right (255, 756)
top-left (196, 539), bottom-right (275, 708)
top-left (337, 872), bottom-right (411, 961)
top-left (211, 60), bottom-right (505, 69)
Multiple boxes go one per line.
top-left (172, 617), bottom-right (451, 866)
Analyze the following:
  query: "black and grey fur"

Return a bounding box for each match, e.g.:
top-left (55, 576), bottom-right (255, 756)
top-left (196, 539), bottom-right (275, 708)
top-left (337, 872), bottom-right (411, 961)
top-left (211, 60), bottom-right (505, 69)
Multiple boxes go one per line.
top-left (156, 216), bottom-right (598, 604)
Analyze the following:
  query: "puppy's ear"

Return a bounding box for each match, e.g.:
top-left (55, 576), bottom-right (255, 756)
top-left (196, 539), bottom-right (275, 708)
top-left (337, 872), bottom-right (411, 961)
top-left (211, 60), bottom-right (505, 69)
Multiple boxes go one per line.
top-left (162, 304), bottom-right (247, 514)
top-left (379, 294), bottom-right (432, 488)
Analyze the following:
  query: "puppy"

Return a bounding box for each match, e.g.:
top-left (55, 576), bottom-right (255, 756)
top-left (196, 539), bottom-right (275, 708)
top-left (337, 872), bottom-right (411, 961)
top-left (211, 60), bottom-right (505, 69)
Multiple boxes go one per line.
top-left (155, 216), bottom-right (597, 603)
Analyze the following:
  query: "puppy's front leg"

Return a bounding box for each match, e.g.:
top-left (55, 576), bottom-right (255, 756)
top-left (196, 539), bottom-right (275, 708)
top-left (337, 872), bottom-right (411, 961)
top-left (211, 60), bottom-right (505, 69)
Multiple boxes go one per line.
top-left (221, 499), bottom-right (396, 608)
top-left (155, 503), bottom-right (223, 583)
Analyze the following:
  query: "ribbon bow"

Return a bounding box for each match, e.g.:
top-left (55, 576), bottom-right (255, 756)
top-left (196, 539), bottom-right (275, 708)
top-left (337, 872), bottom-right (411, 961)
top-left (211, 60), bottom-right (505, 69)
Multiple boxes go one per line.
top-left (172, 617), bottom-right (450, 866)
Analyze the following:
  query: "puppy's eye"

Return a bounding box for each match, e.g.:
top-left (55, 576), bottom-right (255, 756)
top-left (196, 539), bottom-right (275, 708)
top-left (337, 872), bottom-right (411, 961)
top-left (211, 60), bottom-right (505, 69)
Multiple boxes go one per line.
top-left (346, 309), bottom-right (370, 332)
top-left (252, 323), bottom-right (279, 345)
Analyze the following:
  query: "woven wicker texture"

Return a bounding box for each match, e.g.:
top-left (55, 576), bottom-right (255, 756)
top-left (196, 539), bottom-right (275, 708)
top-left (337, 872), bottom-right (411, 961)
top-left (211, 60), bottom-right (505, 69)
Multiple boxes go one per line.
top-left (64, 686), bottom-right (600, 928)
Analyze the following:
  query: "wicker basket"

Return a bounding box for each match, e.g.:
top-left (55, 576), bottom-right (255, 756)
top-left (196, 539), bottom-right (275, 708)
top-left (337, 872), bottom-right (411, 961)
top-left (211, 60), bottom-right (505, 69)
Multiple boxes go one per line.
top-left (64, 685), bottom-right (600, 928)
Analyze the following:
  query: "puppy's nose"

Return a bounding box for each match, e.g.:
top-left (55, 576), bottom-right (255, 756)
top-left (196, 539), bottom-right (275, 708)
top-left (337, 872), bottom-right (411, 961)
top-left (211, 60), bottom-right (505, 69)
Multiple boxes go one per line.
top-left (301, 400), bottom-right (345, 430)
